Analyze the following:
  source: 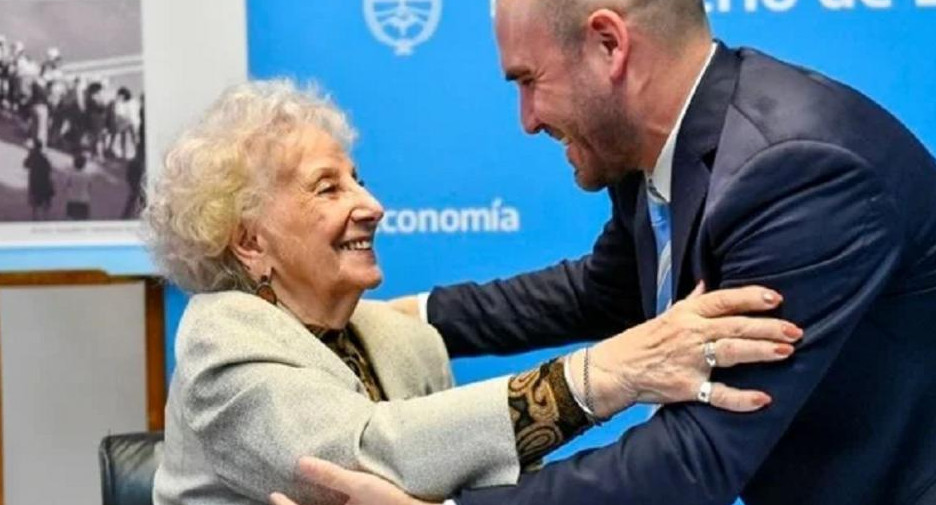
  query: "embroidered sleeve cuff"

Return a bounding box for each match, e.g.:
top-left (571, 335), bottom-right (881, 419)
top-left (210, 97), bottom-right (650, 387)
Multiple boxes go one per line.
top-left (507, 358), bottom-right (591, 466)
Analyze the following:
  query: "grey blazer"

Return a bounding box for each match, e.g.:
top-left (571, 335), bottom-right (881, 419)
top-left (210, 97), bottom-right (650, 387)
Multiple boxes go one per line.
top-left (153, 291), bottom-right (519, 505)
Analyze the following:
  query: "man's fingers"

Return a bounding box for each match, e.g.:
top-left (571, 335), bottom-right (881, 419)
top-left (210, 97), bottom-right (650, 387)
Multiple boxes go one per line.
top-left (269, 493), bottom-right (298, 505)
top-left (712, 338), bottom-right (795, 367)
top-left (707, 382), bottom-right (772, 412)
top-left (708, 316), bottom-right (803, 343)
top-left (296, 457), bottom-right (352, 495)
top-left (689, 285), bottom-right (782, 317)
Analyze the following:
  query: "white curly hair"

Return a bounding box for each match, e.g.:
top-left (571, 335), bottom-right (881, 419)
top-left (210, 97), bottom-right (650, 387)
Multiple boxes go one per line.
top-left (142, 79), bottom-right (357, 293)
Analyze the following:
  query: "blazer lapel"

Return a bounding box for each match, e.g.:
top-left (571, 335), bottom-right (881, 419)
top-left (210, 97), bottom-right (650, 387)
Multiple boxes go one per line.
top-left (669, 41), bottom-right (741, 299)
top-left (349, 302), bottom-right (425, 400)
top-left (633, 182), bottom-right (659, 318)
top-left (670, 155), bottom-right (709, 299)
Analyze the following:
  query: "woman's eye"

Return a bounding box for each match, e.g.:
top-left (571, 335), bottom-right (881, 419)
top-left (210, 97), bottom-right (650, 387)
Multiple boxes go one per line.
top-left (316, 184), bottom-right (338, 195)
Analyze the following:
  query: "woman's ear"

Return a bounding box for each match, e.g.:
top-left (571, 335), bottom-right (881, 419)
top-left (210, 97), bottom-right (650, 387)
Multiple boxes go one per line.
top-left (230, 222), bottom-right (266, 278)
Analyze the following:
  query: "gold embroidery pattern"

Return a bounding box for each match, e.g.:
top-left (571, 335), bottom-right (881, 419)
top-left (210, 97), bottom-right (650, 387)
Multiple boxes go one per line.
top-left (508, 359), bottom-right (590, 466)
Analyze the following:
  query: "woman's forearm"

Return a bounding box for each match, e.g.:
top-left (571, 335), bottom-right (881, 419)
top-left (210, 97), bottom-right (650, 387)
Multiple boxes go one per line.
top-left (507, 358), bottom-right (591, 466)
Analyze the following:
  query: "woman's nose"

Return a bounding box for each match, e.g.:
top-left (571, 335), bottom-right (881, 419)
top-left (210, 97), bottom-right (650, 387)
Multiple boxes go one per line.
top-left (351, 186), bottom-right (384, 224)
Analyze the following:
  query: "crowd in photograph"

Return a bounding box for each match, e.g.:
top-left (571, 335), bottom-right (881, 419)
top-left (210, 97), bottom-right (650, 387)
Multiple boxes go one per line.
top-left (0, 35), bottom-right (145, 221)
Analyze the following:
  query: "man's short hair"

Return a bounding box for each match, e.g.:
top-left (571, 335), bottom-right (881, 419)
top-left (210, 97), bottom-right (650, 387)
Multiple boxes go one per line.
top-left (539, 0), bottom-right (709, 49)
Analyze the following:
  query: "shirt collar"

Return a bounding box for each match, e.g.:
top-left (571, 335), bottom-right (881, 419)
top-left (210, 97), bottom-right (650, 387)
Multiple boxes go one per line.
top-left (646, 42), bottom-right (718, 204)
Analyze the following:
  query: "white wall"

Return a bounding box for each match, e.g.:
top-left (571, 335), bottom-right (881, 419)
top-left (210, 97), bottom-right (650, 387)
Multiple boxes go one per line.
top-left (142, 0), bottom-right (248, 184)
top-left (0, 284), bottom-right (147, 505)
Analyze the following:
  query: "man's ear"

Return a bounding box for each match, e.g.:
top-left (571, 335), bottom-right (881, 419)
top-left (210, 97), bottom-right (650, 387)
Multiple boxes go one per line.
top-left (585, 9), bottom-right (630, 81)
top-left (230, 222), bottom-right (266, 278)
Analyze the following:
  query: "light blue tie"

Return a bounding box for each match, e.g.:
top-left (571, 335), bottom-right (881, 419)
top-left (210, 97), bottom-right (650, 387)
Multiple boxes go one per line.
top-left (647, 182), bottom-right (672, 316)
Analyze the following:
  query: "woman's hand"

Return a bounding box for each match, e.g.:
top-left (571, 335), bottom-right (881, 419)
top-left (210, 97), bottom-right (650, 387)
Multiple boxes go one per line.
top-left (573, 284), bottom-right (803, 417)
top-left (269, 457), bottom-right (436, 505)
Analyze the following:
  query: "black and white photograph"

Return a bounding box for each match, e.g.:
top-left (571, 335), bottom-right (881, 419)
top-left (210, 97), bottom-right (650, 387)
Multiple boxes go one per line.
top-left (0, 0), bottom-right (145, 228)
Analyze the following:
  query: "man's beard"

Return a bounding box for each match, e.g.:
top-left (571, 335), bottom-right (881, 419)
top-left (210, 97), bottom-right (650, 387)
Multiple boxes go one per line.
top-left (569, 77), bottom-right (642, 191)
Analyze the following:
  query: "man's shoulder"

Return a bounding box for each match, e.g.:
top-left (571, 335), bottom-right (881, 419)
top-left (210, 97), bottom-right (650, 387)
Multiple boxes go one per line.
top-left (730, 48), bottom-right (882, 143)
top-left (711, 46), bottom-right (922, 175)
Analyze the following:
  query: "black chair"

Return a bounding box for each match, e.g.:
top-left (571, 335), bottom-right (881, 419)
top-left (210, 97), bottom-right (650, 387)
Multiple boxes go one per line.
top-left (99, 432), bottom-right (164, 505)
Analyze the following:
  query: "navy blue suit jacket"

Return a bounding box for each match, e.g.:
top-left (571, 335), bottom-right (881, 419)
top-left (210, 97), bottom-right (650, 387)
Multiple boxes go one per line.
top-left (428, 43), bottom-right (936, 505)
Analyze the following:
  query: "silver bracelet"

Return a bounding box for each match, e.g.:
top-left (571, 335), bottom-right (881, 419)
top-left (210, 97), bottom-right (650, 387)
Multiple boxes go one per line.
top-left (583, 347), bottom-right (603, 425)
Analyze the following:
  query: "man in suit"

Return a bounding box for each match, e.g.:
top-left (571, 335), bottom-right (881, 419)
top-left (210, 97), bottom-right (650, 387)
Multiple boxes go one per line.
top-left (280, 0), bottom-right (936, 503)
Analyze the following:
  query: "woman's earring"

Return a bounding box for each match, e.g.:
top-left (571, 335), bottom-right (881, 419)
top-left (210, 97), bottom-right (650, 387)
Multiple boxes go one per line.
top-left (254, 272), bottom-right (277, 305)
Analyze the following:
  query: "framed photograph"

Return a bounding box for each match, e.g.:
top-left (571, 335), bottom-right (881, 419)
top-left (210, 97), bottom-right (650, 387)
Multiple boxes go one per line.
top-left (0, 0), bottom-right (247, 252)
top-left (0, 0), bottom-right (146, 246)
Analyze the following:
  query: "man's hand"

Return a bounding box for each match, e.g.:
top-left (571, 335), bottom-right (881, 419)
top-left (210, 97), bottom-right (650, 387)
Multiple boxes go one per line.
top-left (269, 457), bottom-right (439, 505)
top-left (387, 295), bottom-right (421, 319)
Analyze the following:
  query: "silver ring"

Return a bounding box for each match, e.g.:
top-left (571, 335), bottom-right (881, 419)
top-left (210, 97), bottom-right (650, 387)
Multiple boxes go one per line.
top-left (703, 341), bottom-right (718, 368)
top-left (697, 381), bottom-right (713, 404)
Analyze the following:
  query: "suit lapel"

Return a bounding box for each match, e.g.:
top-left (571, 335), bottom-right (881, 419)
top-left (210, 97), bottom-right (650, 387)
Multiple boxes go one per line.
top-left (633, 183), bottom-right (659, 318)
top-left (670, 154), bottom-right (709, 299)
top-left (669, 42), bottom-right (741, 299)
top-left (349, 302), bottom-right (433, 400)
top-left (349, 305), bottom-right (410, 399)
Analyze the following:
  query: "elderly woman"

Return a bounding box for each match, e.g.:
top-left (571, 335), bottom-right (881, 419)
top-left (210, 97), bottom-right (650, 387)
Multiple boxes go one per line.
top-left (144, 80), bottom-right (799, 505)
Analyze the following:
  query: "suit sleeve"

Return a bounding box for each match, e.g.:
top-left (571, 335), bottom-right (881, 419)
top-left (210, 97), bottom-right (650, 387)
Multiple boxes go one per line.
top-left (428, 187), bottom-right (646, 357)
top-left (177, 310), bottom-right (519, 504)
top-left (454, 141), bottom-right (903, 505)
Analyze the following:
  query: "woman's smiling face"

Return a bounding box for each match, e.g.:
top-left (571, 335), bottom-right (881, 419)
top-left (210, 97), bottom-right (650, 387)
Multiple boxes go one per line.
top-left (257, 125), bottom-right (385, 301)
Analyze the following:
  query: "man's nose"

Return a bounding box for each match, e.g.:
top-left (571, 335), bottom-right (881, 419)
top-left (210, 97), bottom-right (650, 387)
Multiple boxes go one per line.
top-left (519, 88), bottom-right (541, 134)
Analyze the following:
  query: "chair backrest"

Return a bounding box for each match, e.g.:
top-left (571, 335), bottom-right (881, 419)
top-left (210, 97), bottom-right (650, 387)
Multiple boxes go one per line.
top-left (98, 432), bottom-right (164, 505)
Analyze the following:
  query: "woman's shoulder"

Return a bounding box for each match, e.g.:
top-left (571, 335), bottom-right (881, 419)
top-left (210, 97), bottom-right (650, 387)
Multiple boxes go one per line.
top-left (182, 290), bottom-right (313, 334)
top-left (175, 291), bottom-right (312, 362)
top-left (184, 290), bottom-right (277, 323)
